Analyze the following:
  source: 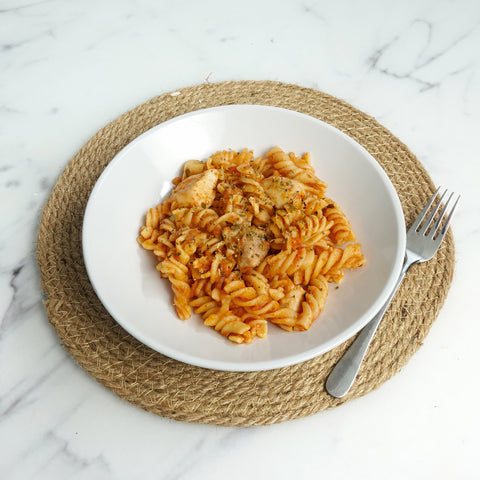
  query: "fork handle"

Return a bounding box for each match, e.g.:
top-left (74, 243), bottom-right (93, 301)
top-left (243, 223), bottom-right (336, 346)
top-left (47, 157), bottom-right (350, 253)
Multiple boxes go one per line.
top-left (325, 259), bottom-right (413, 398)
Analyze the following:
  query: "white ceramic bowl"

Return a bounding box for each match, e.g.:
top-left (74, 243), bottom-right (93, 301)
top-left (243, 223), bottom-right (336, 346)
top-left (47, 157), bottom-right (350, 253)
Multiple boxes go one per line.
top-left (82, 105), bottom-right (405, 371)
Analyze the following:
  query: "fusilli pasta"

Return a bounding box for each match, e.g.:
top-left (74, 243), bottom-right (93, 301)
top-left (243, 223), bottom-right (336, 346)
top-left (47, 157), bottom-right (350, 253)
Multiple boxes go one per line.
top-left (138, 147), bottom-right (366, 343)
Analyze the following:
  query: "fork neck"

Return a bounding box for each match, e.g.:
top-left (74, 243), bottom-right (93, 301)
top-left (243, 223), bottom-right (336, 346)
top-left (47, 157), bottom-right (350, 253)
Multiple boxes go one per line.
top-left (404, 249), bottom-right (421, 273)
top-left (397, 251), bottom-right (421, 286)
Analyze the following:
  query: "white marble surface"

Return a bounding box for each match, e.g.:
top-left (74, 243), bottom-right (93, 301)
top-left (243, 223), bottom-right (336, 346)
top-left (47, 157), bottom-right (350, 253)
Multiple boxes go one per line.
top-left (1, 0), bottom-right (479, 478)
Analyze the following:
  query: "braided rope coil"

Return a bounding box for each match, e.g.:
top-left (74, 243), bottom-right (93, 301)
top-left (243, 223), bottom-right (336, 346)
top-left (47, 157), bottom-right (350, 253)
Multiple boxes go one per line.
top-left (37, 81), bottom-right (455, 426)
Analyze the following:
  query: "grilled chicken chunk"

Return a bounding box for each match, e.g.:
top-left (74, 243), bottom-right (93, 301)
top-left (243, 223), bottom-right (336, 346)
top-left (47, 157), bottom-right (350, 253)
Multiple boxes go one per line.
top-left (262, 176), bottom-right (305, 209)
top-left (238, 226), bottom-right (269, 269)
top-left (223, 225), bottom-right (270, 269)
top-left (279, 285), bottom-right (305, 312)
top-left (170, 168), bottom-right (219, 208)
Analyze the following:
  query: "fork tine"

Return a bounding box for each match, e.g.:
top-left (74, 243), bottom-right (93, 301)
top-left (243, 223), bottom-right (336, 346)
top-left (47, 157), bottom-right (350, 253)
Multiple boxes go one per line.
top-left (410, 187), bottom-right (441, 232)
top-left (431, 193), bottom-right (460, 239)
top-left (441, 194), bottom-right (460, 234)
top-left (418, 189), bottom-right (448, 235)
top-left (429, 191), bottom-right (453, 238)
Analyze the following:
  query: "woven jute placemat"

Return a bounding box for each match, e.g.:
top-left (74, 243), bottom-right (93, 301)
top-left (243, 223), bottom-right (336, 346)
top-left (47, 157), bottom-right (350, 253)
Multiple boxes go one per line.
top-left (37, 81), bottom-right (454, 426)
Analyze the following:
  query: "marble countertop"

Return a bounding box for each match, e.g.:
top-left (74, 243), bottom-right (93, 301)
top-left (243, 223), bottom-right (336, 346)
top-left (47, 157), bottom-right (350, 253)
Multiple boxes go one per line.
top-left (1, 0), bottom-right (479, 478)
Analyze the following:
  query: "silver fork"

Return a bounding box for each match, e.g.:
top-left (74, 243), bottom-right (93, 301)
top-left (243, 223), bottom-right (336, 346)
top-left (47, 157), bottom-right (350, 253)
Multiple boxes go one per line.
top-left (325, 187), bottom-right (460, 398)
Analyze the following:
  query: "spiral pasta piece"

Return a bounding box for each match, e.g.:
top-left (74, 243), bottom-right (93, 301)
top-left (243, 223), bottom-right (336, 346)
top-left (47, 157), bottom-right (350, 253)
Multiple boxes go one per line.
top-left (286, 214), bottom-right (333, 249)
top-left (323, 199), bottom-right (356, 245)
top-left (157, 256), bottom-right (191, 320)
top-left (296, 276), bottom-right (329, 331)
top-left (266, 146), bottom-right (327, 194)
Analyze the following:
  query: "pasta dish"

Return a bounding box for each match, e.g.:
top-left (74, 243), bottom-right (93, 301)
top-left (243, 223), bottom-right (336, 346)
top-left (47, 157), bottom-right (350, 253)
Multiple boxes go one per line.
top-left (138, 147), bottom-right (365, 344)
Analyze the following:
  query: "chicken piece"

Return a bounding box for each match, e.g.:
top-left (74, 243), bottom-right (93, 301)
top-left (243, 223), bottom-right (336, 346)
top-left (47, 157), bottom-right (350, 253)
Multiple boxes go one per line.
top-left (222, 225), bottom-right (241, 249)
top-left (182, 159), bottom-right (205, 178)
top-left (279, 285), bottom-right (305, 313)
top-left (170, 168), bottom-right (219, 208)
top-left (262, 176), bottom-right (305, 209)
top-left (222, 225), bottom-right (269, 269)
top-left (237, 226), bottom-right (270, 269)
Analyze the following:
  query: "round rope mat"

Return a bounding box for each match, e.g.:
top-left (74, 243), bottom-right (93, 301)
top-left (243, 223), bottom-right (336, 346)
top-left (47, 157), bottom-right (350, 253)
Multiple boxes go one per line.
top-left (37, 81), bottom-right (455, 426)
